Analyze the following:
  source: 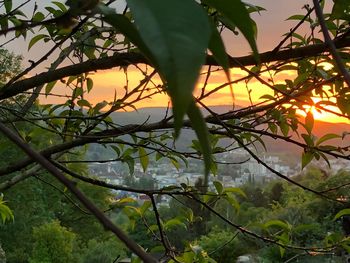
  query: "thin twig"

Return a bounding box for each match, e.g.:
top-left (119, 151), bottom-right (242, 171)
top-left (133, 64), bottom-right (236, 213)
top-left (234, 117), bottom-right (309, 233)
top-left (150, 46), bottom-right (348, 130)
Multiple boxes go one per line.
top-left (313, 0), bottom-right (350, 87)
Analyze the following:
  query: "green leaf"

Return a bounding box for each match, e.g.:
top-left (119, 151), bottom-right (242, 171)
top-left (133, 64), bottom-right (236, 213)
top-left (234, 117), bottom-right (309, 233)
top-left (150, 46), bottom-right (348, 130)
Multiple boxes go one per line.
top-left (280, 121), bottom-right (289, 137)
top-left (175, 251), bottom-right (195, 263)
top-left (45, 80), bottom-right (57, 95)
top-left (224, 187), bottom-right (246, 198)
top-left (301, 133), bottom-right (314, 146)
top-left (333, 208), bottom-right (350, 221)
top-left (224, 193), bottom-right (240, 212)
top-left (140, 200), bottom-right (151, 215)
top-left (187, 99), bottom-right (212, 180)
top-left (318, 145), bottom-right (338, 151)
top-left (86, 77), bottom-right (93, 92)
top-left (150, 245), bottom-right (165, 253)
top-left (73, 86), bottom-right (83, 97)
top-left (45, 6), bottom-right (61, 17)
top-left (123, 206), bottom-right (141, 217)
top-left (316, 133), bottom-right (341, 146)
top-left (138, 147), bottom-right (149, 172)
top-left (77, 99), bottom-right (91, 108)
top-left (147, 224), bottom-right (158, 233)
top-left (124, 157), bottom-right (135, 175)
top-left (93, 101), bottom-right (107, 113)
top-left (264, 219), bottom-right (289, 231)
top-left (111, 145), bottom-right (121, 156)
top-left (305, 111), bottom-right (314, 134)
top-left (52, 1), bottom-right (67, 12)
top-left (301, 151), bottom-right (314, 169)
top-left (32, 12), bottom-right (45, 22)
top-left (208, 19), bottom-right (230, 79)
top-left (28, 34), bottom-right (48, 50)
top-left (341, 241), bottom-right (350, 254)
top-left (204, 0), bottom-right (259, 62)
top-left (210, 159), bottom-right (218, 176)
top-left (0, 198), bottom-right (14, 224)
top-left (260, 94), bottom-right (275, 100)
top-left (287, 14), bottom-right (313, 23)
top-left (115, 197), bottom-right (136, 205)
top-left (170, 157), bottom-right (180, 171)
top-left (213, 181), bottom-right (223, 194)
top-left (324, 232), bottom-right (342, 246)
top-left (103, 39), bottom-right (114, 48)
top-left (102, 14), bottom-right (154, 61)
top-left (164, 218), bottom-right (187, 231)
top-left (127, 0), bottom-right (211, 136)
top-left (269, 123), bottom-right (277, 134)
top-left (131, 254), bottom-right (142, 263)
top-left (155, 152), bottom-right (163, 161)
top-left (4, 0), bottom-right (12, 13)
top-left (203, 191), bottom-right (216, 203)
top-left (278, 232), bottom-right (289, 257)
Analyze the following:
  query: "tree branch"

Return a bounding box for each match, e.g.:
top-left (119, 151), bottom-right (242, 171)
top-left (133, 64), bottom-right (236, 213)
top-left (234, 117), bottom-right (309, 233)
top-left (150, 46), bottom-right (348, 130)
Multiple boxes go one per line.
top-left (1, 37), bottom-right (350, 101)
top-left (0, 120), bottom-right (157, 263)
top-left (313, 0), bottom-right (350, 87)
top-left (0, 77), bottom-right (336, 178)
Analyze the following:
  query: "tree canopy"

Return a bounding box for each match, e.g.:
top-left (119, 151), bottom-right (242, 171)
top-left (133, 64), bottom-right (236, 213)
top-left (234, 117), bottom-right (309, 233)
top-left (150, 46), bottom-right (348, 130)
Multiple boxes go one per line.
top-left (1, 0), bottom-right (350, 262)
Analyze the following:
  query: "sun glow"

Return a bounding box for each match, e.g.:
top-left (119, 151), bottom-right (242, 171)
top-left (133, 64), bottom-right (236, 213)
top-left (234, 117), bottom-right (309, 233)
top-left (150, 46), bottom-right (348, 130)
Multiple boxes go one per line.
top-left (298, 98), bottom-right (349, 123)
top-left (303, 105), bottom-right (325, 120)
top-left (38, 67), bottom-right (350, 125)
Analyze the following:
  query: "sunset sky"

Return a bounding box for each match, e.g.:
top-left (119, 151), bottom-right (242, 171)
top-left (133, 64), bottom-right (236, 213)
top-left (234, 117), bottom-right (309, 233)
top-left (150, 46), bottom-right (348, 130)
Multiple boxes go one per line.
top-left (4, 0), bottom-right (348, 124)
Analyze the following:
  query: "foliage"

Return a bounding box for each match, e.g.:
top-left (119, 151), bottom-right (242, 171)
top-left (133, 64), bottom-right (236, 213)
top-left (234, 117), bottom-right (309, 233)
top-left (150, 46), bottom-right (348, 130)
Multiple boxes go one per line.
top-left (0, 195), bottom-right (13, 224)
top-left (0, 49), bottom-right (21, 86)
top-left (199, 227), bottom-right (252, 262)
top-left (0, 172), bottom-right (113, 262)
top-left (29, 220), bottom-right (76, 263)
top-left (0, 244), bottom-right (5, 263)
top-left (79, 238), bottom-right (127, 263)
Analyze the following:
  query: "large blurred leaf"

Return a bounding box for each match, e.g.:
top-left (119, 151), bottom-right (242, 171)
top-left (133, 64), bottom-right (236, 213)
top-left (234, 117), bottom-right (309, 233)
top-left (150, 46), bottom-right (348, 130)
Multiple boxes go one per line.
top-left (208, 19), bottom-right (230, 77)
top-left (187, 99), bottom-right (212, 179)
top-left (102, 13), bottom-right (154, 61)
top-left (127, 0), bottom-right (211, 136)
top-left (208, 19), bottom-right (234, 104)
top-left (4, 0), bottom-right (12, 13)
top-left (203, 0), bottom-right (259, 61)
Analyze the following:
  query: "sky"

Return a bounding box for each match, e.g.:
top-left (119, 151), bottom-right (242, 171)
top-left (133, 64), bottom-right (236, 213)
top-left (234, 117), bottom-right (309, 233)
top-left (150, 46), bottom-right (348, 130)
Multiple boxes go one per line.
top-left (3, 0), bottom-right (347, 123)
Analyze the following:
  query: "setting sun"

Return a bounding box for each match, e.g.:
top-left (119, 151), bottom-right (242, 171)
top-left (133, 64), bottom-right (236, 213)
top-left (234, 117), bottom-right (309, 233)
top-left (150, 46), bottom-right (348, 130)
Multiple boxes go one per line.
top-left (298, 98), bottom-right (349, 123)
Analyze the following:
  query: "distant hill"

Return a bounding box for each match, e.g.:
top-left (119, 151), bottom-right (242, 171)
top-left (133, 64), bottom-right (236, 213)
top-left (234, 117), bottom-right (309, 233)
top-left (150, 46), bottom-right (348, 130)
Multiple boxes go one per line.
top-left (101, 106), bottom-right (350, 158)
top-left (109, 105), bottom-right (236, 124)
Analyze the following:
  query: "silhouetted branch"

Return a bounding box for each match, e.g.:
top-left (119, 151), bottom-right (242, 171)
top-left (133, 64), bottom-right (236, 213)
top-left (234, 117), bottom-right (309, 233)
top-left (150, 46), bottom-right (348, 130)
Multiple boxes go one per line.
top-left (1, 37), bottom-right (350, 100)
top-left (313, 0), bottom-right (350, 87)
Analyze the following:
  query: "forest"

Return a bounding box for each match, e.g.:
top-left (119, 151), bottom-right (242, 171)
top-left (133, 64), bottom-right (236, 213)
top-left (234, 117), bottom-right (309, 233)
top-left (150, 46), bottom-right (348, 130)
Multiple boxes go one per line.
top-left (0, 0), bottom-right (350, 262)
